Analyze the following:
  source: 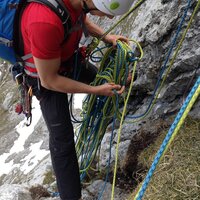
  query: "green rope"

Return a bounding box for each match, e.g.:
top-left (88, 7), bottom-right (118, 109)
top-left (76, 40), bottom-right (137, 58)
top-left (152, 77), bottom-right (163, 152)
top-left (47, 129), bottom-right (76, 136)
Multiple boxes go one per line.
top-left (75, 40), bottom-right (143, 181)
top-left (86, 0), bottom-right (147, 56)
top-left (124, 0), bottom-right (200, 123)
top-left (101, 0), bottom-right (147, 40)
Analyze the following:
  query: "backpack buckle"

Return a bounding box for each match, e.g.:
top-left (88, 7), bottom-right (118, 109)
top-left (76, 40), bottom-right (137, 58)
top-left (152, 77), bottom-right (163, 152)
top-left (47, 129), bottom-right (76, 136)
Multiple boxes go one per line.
top-left (6, 41), bottom-right (13, 47)
top-left (0, 37), bottom-right (13, 47)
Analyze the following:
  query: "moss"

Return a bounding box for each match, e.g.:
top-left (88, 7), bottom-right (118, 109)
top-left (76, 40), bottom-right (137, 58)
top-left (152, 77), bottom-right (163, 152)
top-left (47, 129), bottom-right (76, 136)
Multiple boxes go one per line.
top-left (43, 170), bottom-right (55, 185)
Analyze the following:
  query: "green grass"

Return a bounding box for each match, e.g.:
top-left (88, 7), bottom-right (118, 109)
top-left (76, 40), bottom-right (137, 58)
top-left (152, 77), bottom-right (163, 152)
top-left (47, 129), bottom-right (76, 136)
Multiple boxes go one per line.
top-left (43, 170), bottom-right (55, 185)
top-left (130, 117), bottom-right (200, 200)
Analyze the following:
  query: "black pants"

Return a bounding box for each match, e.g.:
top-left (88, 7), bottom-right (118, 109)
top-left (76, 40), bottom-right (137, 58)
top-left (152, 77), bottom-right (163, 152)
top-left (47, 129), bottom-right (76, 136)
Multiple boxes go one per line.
top-left (41, 91), bottom-right (81, 200)
top-left (27, 62), bottom-right (97, 200)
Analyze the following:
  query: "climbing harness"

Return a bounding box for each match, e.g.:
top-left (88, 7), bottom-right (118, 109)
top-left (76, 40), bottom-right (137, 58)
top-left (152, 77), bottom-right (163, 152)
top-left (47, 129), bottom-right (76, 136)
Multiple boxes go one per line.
top-left (11, 64), bottom-right (33, 126)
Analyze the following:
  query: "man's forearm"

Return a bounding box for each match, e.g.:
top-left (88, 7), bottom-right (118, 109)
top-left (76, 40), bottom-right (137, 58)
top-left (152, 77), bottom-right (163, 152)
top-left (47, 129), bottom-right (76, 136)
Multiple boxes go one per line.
top-left (42, 74), bottom-right (96, 94)
top-left (84, 16), bottom-right (104, 38)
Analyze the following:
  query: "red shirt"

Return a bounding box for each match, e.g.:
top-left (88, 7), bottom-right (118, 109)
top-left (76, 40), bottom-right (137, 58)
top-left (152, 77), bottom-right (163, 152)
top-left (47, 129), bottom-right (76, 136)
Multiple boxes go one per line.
top-left (21, 0), bottom-right (84, 74)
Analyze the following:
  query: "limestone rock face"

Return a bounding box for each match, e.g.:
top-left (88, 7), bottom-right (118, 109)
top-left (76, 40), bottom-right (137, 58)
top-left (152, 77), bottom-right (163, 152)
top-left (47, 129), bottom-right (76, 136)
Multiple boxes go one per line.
top-left (83, 180), bottom-right (129, 200)
top-left (0, 0), bottom-right (199, 199)
top-left (0, 184), bottom-right (32, 200)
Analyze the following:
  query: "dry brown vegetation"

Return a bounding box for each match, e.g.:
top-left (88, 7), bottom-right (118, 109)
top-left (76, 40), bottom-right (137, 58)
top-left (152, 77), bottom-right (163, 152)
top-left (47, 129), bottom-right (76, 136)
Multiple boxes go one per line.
top-left (130, 117), bottom-right (200, 200)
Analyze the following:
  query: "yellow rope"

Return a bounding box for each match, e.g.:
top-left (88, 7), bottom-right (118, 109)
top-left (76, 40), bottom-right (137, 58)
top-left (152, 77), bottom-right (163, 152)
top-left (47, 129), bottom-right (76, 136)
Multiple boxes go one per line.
top-left (111, 61), bottom-right (138, 200)
top-left (111, 39), bottom-right (143, 198)
top-left (126, 0), bottom-right (200, 123)
top-left (112, 1), bottom-right (200, 199)
top-left (133, 79), bottom-right (200, 200)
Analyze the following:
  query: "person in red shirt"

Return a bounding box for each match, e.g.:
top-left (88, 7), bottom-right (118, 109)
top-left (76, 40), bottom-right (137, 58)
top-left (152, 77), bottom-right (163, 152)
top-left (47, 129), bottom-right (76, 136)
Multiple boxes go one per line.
top-left (21, 0), bottom-right (135, 199)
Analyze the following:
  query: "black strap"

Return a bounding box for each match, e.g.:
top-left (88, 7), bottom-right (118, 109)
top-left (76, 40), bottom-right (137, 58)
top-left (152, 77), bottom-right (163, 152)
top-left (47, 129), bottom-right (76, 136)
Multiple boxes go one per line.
top-left (27, 0), bottom-right (72, 41)
top-left (82, 0), bottom-right (98, 14)
top-left (14, 0), bottom-right (72, 60)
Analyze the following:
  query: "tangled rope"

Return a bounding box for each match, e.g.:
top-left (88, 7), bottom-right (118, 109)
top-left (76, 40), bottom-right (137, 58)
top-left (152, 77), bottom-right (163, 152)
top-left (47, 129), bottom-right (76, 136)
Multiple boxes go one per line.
top-left (75, 40), bottom-right (143, 182)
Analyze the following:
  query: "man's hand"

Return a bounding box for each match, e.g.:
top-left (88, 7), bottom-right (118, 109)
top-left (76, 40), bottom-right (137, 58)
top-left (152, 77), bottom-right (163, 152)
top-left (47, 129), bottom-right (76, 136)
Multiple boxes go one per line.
top-left (103, 34), bottom-right (129, 46)
top-left (84, 16), bottom-right (129, 46)
top-left (94, 82), bottom-right (125, 96)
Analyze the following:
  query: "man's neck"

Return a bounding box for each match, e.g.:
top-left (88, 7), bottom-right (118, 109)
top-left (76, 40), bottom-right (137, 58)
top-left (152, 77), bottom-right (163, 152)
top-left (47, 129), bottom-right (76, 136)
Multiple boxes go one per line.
top-left (69, 0), bottom-right (83, 11)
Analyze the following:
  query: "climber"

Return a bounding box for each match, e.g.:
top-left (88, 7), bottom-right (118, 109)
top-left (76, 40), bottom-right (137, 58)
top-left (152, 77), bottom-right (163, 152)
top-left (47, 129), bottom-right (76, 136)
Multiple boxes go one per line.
top-left (21, 0), bottom-right (135, 199)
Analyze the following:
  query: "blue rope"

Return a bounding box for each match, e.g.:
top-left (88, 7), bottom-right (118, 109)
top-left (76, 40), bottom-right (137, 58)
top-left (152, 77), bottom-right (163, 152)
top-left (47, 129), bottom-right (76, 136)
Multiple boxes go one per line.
top-left (126, 0), bottom-right (192, 120)
top-left (135, 76), bottom-right (200, 200)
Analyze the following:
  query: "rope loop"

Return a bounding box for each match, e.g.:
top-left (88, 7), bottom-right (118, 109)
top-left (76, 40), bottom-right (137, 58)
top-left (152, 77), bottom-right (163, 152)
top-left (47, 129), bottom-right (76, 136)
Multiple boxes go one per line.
top-left (75, 39), bottom-right (143, 183)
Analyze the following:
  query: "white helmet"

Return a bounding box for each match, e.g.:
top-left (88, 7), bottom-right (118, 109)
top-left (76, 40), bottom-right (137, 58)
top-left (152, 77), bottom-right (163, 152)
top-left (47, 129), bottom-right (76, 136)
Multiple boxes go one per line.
top-left (92, 0), bottom-right (135, 16)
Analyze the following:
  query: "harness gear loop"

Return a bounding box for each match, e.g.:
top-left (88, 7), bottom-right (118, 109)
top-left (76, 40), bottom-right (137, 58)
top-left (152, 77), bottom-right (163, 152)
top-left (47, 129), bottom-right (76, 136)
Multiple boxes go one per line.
top-left (14, 71), bottom-right (33, 126)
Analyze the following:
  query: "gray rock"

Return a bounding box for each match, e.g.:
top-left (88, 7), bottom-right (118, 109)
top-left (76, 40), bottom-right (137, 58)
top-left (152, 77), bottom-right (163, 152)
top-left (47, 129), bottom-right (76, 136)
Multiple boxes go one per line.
top-left (26, 155), bottom-right (52, 186)
top-left (0, 184), bottom-right (32, 200)
top-left (99, 132), bottom-right (131, 171)
top-left (189, 98), bottom-right (200, 119)
top-left (0, 129), bottom-right (18, 155)
top-left (85, 180), bottom-right (129, 200)
top-left (24, 116), bottom-right (49, 150)
top-left (2, 92), bottom-right (14, 111)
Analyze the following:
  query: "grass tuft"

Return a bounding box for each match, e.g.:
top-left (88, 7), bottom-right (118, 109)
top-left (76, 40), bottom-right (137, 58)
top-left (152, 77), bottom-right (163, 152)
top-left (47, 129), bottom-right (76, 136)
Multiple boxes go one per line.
top-left (43, 170), bottom-right (55, 185)
top-left (130, 117), bottom-right (200, 200)
top-left (29, 185), bottom-right (50, 200)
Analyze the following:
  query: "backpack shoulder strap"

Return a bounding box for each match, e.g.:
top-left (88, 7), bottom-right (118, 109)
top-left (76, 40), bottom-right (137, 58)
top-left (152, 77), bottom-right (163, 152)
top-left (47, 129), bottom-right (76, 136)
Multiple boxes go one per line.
top-left (14, 0), bottom-right (72, 61)
top-left (27, 0), bottom-right (72, 41)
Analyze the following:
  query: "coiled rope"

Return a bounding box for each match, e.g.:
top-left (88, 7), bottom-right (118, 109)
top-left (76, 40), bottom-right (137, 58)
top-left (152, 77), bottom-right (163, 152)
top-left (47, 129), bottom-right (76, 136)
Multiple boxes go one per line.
top-left (75, 40), bottom-right (143, 182)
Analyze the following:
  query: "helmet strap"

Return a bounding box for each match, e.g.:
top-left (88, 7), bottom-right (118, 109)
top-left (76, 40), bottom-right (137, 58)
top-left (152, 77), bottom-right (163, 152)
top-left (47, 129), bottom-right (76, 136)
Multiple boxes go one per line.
top-left (82, 0), bottom-right (98, 14)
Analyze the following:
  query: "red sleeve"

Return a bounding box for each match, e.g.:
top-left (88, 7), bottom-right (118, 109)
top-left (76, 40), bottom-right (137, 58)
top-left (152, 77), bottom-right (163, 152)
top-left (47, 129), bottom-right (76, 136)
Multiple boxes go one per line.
top-left (28, 22), bottom-right (64, 59)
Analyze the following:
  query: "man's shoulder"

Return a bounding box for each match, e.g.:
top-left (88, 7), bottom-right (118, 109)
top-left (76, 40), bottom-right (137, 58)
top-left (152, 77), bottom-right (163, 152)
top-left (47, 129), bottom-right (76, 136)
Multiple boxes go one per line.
top-left (23, 2), bottom-right (62, 26)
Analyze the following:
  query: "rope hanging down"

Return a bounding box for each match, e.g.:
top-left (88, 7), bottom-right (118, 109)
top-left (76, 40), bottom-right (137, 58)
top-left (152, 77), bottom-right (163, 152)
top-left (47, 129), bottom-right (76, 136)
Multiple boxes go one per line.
top-left (75, 40), bottom-right (143, 182)
top-left (125, 0), bottom-right (195, 122)
top-left (112, 0), bottom-right (200, 199)
top-left (86, 0), bottom-right (147, 56)
top-left (134, 76), bottom-right (200, 200)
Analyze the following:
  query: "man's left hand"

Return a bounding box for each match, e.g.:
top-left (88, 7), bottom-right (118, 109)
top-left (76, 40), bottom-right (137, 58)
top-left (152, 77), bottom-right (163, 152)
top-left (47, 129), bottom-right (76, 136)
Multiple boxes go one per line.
top-left (103, 34), bottom-right (129, 46)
